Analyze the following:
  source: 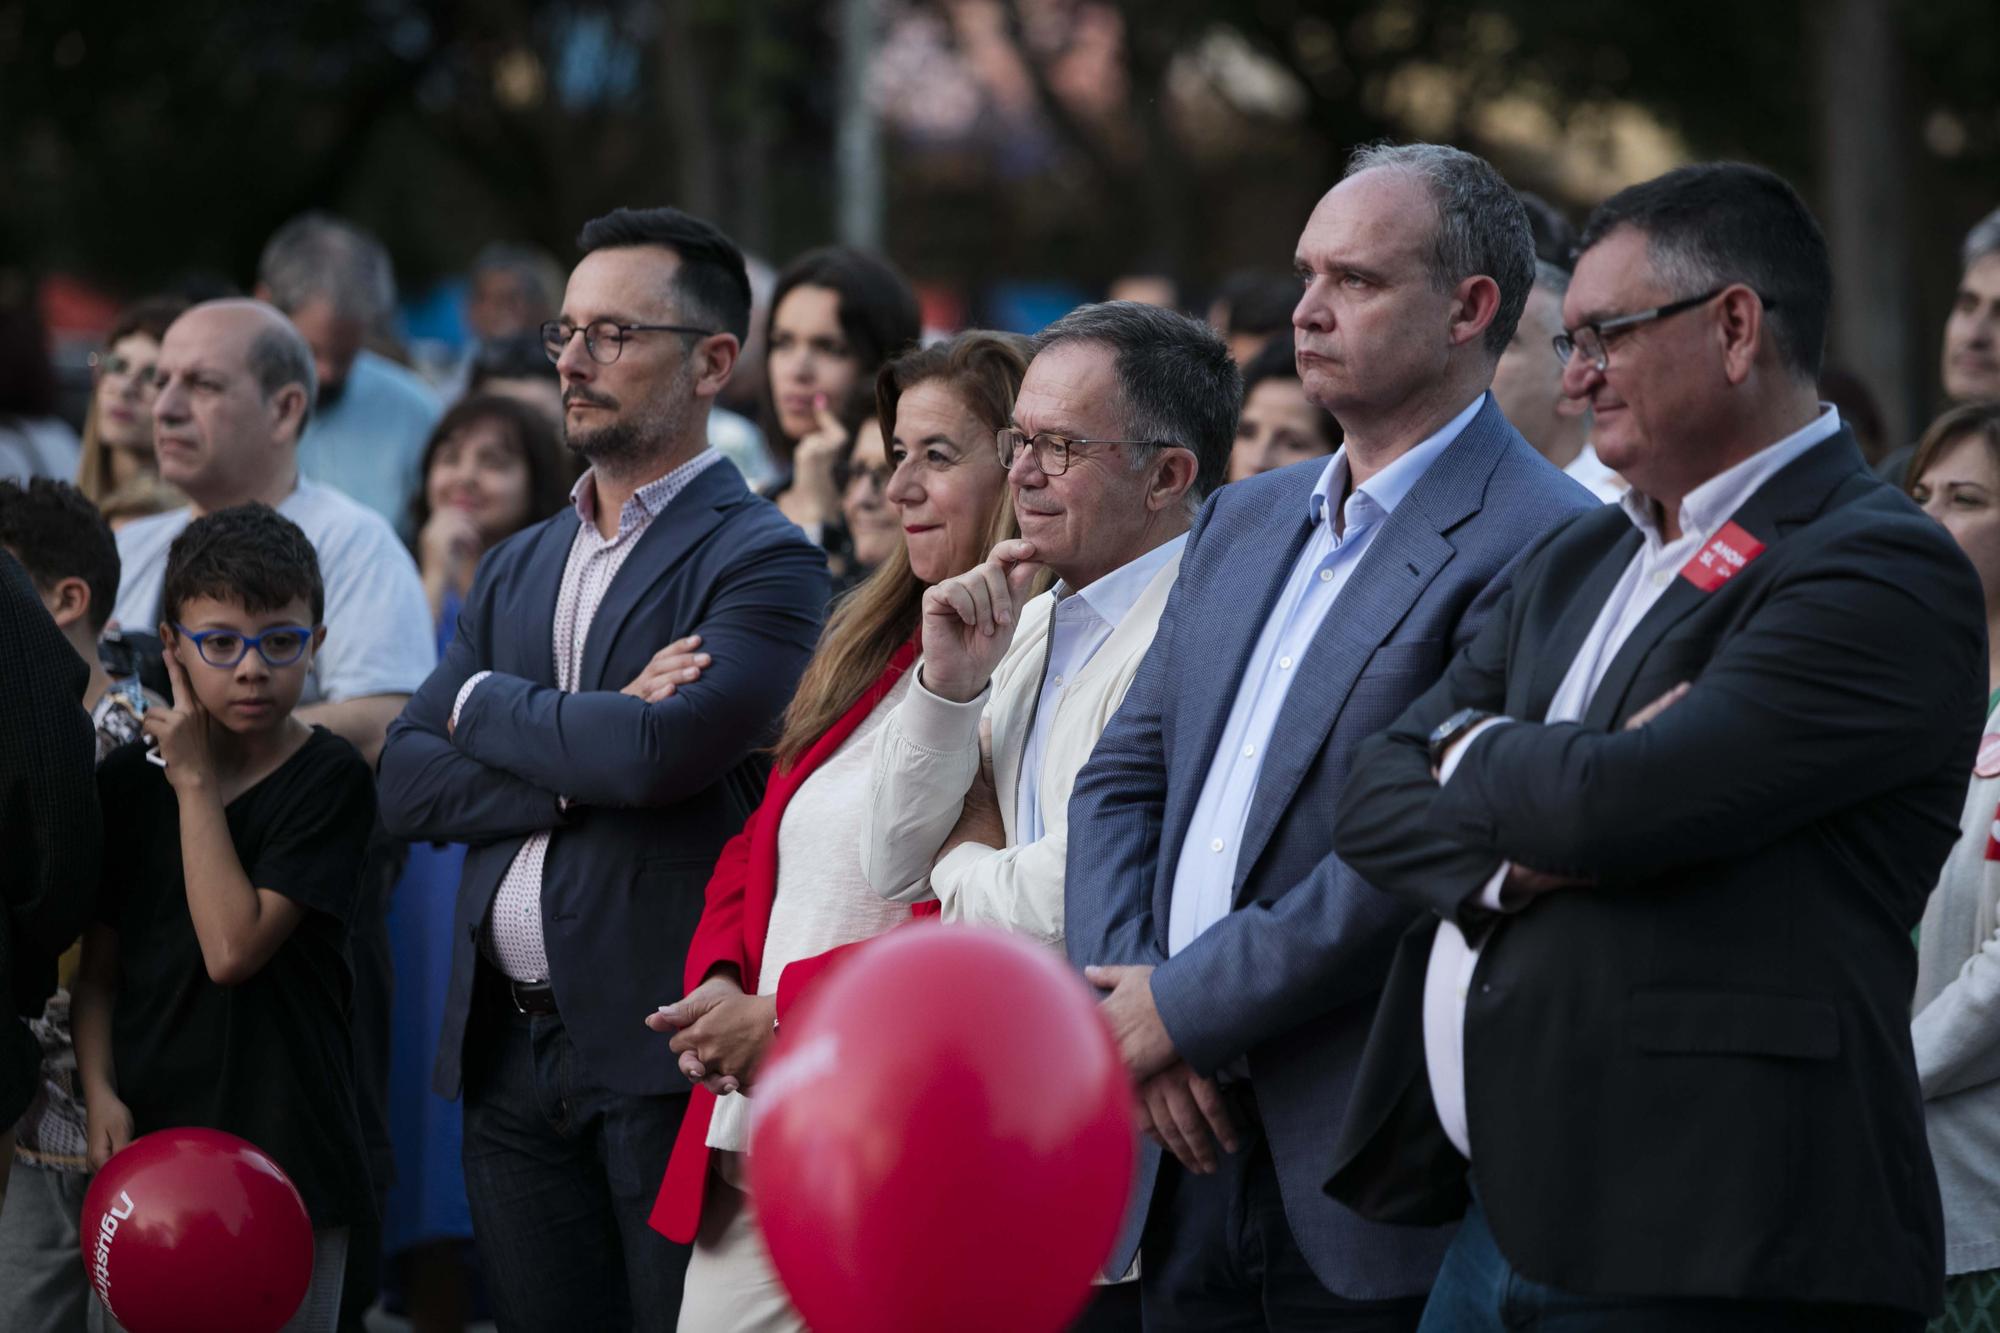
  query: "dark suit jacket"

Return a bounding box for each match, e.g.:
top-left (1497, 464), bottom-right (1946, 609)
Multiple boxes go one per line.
top-left (377, 460), bottom-right (827, 1099)
top-left (1327, 430), bottom-right (1980, 1316)
top-left (1, 552), bottom-right (100, 1121)
top-left (1064, 396), bottom-right (1596, 1296)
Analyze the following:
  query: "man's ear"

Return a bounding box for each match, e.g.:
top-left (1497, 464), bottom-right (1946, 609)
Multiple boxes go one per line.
top-left (271, 382), bottom-right (310, 440)
top-left (692, 333), bottom-right (741, 400)
top-left (1716, 285), bottom-right (1765, 385)
top-left (1448, 275), bottom-right (1503, 351)
top-left (46, 576), bottom-right (92, 632)
top-left (1146, 447), bottom-right (1200, 513)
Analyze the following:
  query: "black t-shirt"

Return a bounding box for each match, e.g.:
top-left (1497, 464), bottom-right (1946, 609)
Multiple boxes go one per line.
top-left (95, 727), bottom-right (377, 1230)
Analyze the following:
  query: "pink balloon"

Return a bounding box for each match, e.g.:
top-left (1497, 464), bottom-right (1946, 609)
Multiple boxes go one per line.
top-left (749, 925), bottom-right (1137, 1333)
top-left (81, 1127), bottom-right (314, 1333)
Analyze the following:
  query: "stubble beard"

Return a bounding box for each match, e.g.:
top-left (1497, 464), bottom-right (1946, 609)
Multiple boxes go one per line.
top-left (564, 362), bottom-right (699, 476)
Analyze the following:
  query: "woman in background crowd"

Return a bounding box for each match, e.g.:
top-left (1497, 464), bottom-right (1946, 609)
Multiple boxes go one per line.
top-left (646, 331), bottom-right (1029, 1333)
top-left (1907, 400), bottom-right (2000, 1333)
top-left (74, 297), bottom-right (187, 524)
top-left (760, 247), bottom-right (921, 582)
top-left (1227, 330), bottom-right (1340, 482)
top-left (384, 392), bottom-right (568, 1332)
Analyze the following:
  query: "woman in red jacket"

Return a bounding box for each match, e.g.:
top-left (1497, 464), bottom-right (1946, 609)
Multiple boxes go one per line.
top-left (647, 330), bottom-right (1032, 1331)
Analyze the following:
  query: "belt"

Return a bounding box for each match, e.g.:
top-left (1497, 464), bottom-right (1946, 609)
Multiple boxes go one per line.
top-left (478, 957), bottom-right (558, 1016)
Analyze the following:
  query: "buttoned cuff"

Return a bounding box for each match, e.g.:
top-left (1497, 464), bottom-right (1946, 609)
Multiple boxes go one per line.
top-left (902, 668), bottom-right (990, 752)
top-left (452, 670), bottom-right (493, 730)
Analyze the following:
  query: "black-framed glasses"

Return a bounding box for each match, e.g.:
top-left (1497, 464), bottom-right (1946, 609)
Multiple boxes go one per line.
top-left (996, 427), bottom-right (1178, 477)
top-left (89, 350), bottom-right (162, 393)
top-left (173, 623), bottom-right (316, 669)
top-left (1553, 288), bottom-right (1778, 372)
top-left (541, 319), bottom-right (715, 366)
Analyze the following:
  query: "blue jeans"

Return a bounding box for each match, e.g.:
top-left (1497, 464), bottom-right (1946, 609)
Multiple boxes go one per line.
top-left (460, 988), bottom-right (690, 1332)
top-left (1420, 1194), bottom-right (1923, 1332)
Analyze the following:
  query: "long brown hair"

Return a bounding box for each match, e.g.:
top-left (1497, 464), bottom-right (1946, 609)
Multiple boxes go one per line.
top-left (76, 298), bottom-right (188, 505)
top-left (773, 330), bottom-right (1032, 765)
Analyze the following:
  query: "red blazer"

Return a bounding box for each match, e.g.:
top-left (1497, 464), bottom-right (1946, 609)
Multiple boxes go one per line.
top-left (650, 641), bottom-right (936, 1242)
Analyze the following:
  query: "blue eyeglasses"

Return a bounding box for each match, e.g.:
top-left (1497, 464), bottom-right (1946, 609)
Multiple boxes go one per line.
top-left (173, 623), bottom-right (316, 669)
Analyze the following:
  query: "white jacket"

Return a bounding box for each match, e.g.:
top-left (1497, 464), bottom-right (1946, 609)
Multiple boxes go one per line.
top-left (860, 550), bottom-right (1181, 946)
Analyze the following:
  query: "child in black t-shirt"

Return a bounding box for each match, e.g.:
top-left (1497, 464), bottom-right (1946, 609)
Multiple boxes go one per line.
top-left (71, 505), bottom-right (378, 1333)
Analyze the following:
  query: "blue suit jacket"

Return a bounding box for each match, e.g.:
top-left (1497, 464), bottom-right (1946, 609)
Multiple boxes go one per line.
top-left (1064, 395), bottom-right (1596, 1296)
top-left (378, 459), bottom-right (827, 1099)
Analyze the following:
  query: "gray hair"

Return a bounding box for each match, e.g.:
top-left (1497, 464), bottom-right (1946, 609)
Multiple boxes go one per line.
top-left (257, 212), bottom-right (397, 325)
top-left (237, 303), bottom-right (319, 439)
top-left (1030, 300), bottom-right (1239, 509)
top-left (1965, 207), bottom-right (2000, 272)
top-left (471, 242), bottom-right (564, 315)
top-left (1343, 142), bottom-right (1535, 357)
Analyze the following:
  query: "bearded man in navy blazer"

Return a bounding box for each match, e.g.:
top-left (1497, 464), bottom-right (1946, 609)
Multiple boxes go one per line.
top-left (1064, 142), bottom-right (1595, 1330)
top-left (377, 207), bottom-right (825, 1331)
top-left (1327, 165), bottom-right (1981, 1331)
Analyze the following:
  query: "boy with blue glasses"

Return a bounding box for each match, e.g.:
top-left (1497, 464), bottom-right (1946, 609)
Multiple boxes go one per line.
top-left (72, 503), bottom-right (378, 1332)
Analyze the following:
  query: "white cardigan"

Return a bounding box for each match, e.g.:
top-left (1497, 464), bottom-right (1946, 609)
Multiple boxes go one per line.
top-left (1914, 698), bottom-right (2000, 1276)
top-left (859, 550), bottom-right (1181, 946)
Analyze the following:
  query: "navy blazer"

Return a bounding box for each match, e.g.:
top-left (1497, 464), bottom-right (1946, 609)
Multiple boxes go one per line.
top-left (1064, 395), bottom-right (1596, 1296)
top-left (378, 460), bottom-right (827, 1098)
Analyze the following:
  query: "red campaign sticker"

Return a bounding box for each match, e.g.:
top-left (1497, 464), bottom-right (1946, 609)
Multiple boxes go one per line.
top-left (1680, 521), bottom-right (1767, 593)
top-left (1986, 799), bottom-right (2000, 861)
top-left (1978, 735), bottom-right (2000, 780)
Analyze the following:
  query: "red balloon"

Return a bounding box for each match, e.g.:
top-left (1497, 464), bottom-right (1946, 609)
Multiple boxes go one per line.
top-left (81, 1127), bottom-right (314, 1333)
top-left (749, 925), bottom-right (1137, 1333)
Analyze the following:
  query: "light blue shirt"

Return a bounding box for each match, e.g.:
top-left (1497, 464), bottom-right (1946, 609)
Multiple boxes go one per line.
top-left (1015, 535), bottom-right (1186, 842)
top-left (1166, 392), bottom-right (1486, 955)
top-left (296, 349), bottom-right (443, 536)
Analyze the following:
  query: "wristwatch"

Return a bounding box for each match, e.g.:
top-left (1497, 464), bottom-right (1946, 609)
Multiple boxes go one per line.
top-left (1427, 707), bottom-right (1496, 772)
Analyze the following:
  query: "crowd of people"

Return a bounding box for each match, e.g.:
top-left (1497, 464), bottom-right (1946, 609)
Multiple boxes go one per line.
top-left (2, 135), bottom-right (2000, 1333)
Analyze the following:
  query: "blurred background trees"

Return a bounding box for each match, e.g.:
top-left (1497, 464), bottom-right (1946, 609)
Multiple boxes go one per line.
top-left (2, 0), bottom-right (1995, 437)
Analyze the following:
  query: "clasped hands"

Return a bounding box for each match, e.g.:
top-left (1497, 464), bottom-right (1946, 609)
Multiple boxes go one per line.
top-left (1085, 963), bottom-right (1241, 1176)
top-left (645, 971), bottom-right (775, 1098)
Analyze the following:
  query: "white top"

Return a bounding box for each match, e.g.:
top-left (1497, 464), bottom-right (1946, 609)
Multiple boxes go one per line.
top-left (1168, 393), bottom-right (1485, 956)
top-left (111, 478), bottom-right (436, 706)
top-left (861, 549), bottom-right (1183, 948)
top-left (1017, 536), bottom-right (1186, 842)
top-left (1422, 404), bottom-right (1844, 1159)
top-left (1562, 442), bottom-right (1626, 503)
top-left (707, 672), bottom-right (917, 1151)
top-left (0, 415), bottom-right (80, 485)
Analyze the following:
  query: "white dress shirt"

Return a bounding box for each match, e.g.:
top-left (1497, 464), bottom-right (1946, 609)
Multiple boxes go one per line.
top-left (1167, 393), bottom-right (1486, 956)
top-left (1563, 442), bottom-right (1626, 503)
top-left (1422, 405), bottom-right (1844, 1158)
top-left (1015, 537), bottom-right (1185, 842)
top-left (457, 451), bottom-right (724, 982)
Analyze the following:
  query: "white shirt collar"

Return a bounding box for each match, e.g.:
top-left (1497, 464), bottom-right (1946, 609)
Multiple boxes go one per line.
top-left (1054, 533), bottom-right (1187, 629)
top-left (1618, 405), bottom-right (1843, 544)
top-left (1308, 392), bottom-right (1486, 529)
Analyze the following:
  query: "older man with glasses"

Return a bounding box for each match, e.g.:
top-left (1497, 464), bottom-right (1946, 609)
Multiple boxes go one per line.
top-left (377, 207), bottom-right (827, 1332)
top-left (1329, 162), bottom-right (1980, 1332)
